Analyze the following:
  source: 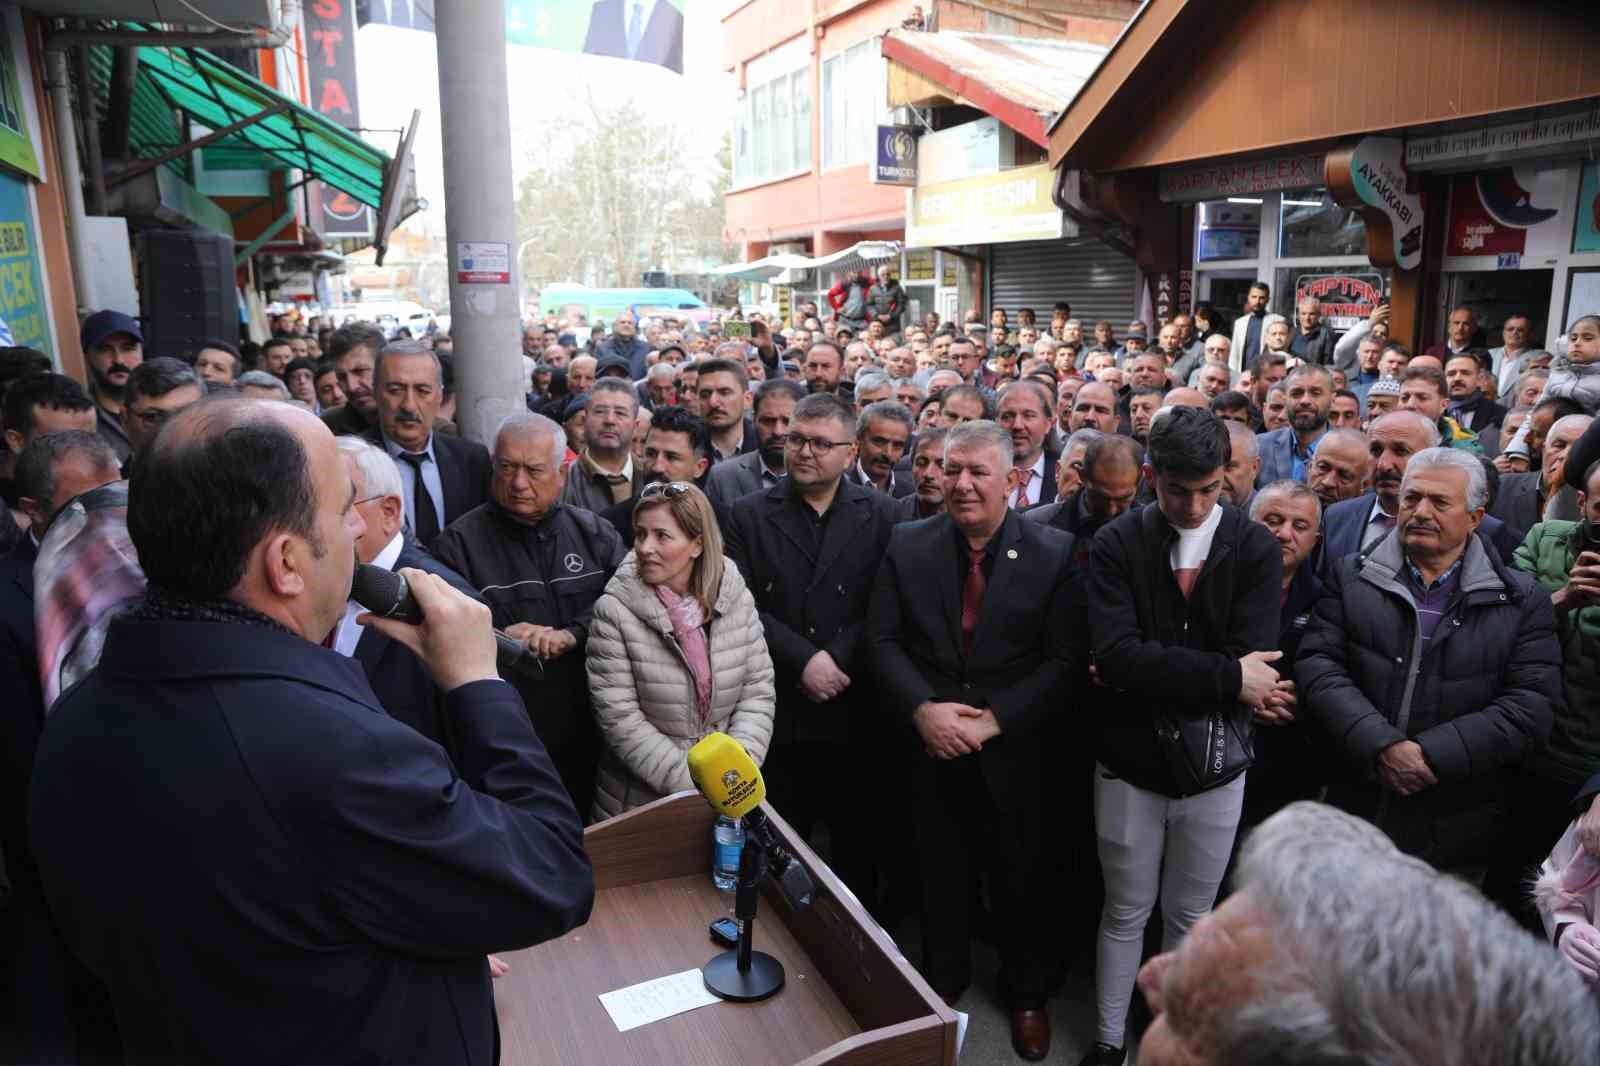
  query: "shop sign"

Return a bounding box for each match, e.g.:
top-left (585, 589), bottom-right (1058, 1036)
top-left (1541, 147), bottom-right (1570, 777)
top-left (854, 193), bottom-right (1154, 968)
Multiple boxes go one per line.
top-left (776, 285), bottom-right (791, 325)
top-left (1295, 272), bottom-right (1384, 332)
top-left (307, 0), bottom-right (372, 238)
top-left (872, 126), bottom-right (917, 186)
top-left (904, 248), bottom-right (935, 282)
top-left (1341, 137), bottom-right (1422, 270)
top-left (1446, 168), bottom-right (1569, 258)
top-left (917, 117), bottom-right (1003, 185)
top-left (0, 172), bottom-right (50, 355)
top-left (1407, 103), bottom-right (1600, 170)
top-left (906, 163), bottom-right (1067, 248)
top-left (1158, 154), bottom-right (1322, 203)
top-left (1574, 163), bottom-right (1600, 254)
top-left (940, 253), bottom-right (957, 287)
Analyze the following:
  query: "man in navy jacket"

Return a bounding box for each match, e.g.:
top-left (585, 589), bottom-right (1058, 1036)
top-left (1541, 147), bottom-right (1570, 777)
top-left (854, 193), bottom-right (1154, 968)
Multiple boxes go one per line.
top-left (28, 398), bottom-right (593, 1065)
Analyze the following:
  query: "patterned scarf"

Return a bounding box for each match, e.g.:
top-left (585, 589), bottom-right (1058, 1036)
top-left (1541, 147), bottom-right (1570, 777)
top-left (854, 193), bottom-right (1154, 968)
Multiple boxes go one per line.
top-left (134, 585), bottom-right (294, 635)
top-left (655, 584), bottom-right (711, 715)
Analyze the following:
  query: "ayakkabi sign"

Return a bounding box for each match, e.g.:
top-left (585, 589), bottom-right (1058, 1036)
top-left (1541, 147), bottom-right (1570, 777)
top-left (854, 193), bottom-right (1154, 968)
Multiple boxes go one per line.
top-left (906, 163), bottom-right (1069, 247)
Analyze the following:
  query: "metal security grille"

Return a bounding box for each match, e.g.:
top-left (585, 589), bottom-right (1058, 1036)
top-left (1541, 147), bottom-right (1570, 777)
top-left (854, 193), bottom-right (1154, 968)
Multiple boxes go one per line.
top-left (988, 238), bottom-right (1139, 332)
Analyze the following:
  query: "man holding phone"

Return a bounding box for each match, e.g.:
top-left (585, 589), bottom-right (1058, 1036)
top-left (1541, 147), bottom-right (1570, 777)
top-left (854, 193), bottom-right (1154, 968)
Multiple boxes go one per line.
top-left (1487, 452), bottom-right (1600, 925)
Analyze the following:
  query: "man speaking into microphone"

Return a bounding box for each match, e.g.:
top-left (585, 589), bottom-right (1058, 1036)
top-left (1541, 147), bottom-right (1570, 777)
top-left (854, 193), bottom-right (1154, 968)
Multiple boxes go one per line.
top-left (28, 398), bottom-right (594, 1065)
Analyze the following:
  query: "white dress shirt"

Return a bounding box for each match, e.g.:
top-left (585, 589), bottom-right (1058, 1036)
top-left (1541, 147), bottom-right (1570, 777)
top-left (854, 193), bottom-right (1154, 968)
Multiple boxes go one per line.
top-left (334, 531), bottom-right (404, 657)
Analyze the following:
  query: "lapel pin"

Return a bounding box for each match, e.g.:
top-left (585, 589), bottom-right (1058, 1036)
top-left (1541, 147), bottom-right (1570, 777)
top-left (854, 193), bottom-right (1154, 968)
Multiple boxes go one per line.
top-left (1007, 549), bottom-right (1018, 560)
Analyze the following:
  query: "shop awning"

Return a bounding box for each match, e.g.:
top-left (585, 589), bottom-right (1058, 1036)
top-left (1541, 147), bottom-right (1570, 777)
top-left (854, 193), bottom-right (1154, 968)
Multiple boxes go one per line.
top-left (882, 29), bottom-right (1108, 149)
top-left (713, 241), bottom-right (902, 282)
top-left (132, 45), bottom-right (390, 208)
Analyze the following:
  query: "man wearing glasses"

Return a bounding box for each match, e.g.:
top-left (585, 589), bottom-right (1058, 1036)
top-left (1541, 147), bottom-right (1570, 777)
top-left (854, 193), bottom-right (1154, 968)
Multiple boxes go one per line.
top-left (724, 393), bottom-right (900, 906)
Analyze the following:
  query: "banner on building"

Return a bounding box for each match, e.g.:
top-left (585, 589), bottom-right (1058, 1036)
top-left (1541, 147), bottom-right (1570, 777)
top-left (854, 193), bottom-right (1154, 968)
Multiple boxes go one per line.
top-left (309, 0), bottom-right (373, 238)
top-left (1446, 167), bottom-right (1569, 259)
top-left (361, 1), bottom-right (686, 75)
top-left (0, 172), bottom-right (51, 355)
top-left (1573, 164), bottom-right (1600, 254)
top-left (0, 7), bottom-right (38, 179)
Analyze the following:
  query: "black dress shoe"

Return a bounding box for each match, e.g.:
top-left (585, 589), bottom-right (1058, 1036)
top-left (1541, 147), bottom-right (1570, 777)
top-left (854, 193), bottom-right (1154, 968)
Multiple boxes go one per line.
top-left (1077, 1042), bottom-right (1125, 1066)
top-left (1010, 1008), bottom-right (1051, 1061)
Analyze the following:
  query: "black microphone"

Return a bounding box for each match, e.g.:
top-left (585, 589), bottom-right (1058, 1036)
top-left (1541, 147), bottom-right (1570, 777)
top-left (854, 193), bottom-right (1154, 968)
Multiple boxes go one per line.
top-left (349, 564), bottom-right (542, 677)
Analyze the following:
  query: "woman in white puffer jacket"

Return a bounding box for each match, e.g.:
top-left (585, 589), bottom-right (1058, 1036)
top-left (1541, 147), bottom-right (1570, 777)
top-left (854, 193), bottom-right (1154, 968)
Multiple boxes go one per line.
top-left (586, 481), bottom-right (774, 821)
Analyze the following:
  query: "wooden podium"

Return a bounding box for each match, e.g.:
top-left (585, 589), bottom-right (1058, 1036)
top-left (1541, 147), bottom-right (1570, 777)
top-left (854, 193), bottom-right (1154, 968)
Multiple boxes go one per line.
top-left (494, 792), bottom-right (958, 1065)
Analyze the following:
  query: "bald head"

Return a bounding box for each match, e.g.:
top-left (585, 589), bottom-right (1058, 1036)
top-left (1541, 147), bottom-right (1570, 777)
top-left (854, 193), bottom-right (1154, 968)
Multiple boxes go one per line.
top-left (1165, 387), bottom-right (1208, 408)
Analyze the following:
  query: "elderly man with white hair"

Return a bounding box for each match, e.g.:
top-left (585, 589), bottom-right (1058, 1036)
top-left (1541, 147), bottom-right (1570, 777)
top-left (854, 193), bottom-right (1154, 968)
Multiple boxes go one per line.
top-left (1299, 446), bottom-right (1562, 870)
top-left (1135, 801), bottom-right (1600, 1066)
top-left (434, 413), bottom-right (627, 814)
top-left (332, 436), bottom-right (481, 752)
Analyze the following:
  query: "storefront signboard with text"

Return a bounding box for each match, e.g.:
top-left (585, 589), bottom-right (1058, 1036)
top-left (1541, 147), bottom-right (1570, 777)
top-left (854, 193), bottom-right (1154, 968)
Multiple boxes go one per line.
top-left (1408, 104), bottom-right (1600, 171)
top-left (1158, 154), bottom-right (1322, 203)
top-left (1328, 136), bottom-right (1422, 271)
top-left (1446, 167), bottom-right (1570, 260)
top-left (1294, 272), bottom-right (1384, 332)
top-left (906, 163), bottom-right (1068, 247)
top-left (872, 125), bottom-right (916, 186)
top-left (0, 172), bottom-right (50, 354)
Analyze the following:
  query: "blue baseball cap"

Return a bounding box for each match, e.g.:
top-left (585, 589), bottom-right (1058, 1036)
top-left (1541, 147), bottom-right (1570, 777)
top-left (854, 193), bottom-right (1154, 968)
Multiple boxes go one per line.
top-left (80, 310), bottom-right (143, 351)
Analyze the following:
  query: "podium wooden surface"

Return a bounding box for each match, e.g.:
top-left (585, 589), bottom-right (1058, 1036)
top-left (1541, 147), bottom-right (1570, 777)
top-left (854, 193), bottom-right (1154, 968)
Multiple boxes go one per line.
top-left (495, 793), bottom-right (958, 1066)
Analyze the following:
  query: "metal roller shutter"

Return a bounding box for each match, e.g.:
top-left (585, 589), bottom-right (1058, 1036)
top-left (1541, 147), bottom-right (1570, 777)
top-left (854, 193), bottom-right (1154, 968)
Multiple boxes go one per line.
top-left (988, 238), bottom-right (1139, 331)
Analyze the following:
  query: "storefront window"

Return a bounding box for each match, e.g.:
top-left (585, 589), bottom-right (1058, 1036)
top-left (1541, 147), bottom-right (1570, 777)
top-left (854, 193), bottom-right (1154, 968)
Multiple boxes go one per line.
top-left (1196, 199), bottom-right (1261, 261)
top-left (1279, 187), bottom-right (1365, 259)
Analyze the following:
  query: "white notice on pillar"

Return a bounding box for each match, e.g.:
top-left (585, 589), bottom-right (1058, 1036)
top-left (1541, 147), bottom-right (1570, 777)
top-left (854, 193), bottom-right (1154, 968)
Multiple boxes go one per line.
top-left (456, 241), bottom-right (511, 285)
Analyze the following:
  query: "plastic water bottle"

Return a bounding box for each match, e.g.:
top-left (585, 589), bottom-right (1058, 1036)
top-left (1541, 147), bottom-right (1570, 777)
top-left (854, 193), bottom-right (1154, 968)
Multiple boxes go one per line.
top-left (713, 816), bottom-right (744, 892)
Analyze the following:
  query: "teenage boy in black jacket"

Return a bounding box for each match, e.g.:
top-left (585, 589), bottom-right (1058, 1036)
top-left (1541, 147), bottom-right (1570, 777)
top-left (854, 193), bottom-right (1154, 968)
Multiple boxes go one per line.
top-left (1077, 405), bottom-right (1282, 1066)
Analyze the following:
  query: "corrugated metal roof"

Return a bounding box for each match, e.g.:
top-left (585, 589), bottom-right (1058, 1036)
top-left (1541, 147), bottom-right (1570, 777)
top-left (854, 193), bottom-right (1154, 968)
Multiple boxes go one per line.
top-left (882, 29), bottom-right (1108, 148)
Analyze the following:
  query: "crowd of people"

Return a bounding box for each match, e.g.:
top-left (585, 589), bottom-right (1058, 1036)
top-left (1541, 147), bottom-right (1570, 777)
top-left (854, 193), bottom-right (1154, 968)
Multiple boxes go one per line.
top-left (3, 276), bottom-right (1600, 1065)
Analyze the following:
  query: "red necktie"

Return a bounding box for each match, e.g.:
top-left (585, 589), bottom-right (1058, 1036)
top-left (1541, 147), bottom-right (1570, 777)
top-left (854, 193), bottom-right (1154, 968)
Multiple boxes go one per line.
top-left (961, 547), bottom-right (986, 656)
top-left (1012, 468), bottom-right (1035, 509)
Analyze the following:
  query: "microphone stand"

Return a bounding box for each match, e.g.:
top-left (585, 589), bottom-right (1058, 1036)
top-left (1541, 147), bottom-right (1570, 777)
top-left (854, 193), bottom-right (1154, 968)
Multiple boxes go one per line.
top-left (702, 826), bottom-right (785, 1001)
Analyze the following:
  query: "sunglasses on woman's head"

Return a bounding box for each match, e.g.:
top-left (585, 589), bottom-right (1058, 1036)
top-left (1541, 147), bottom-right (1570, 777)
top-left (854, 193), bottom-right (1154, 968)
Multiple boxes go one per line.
top-left (640, 481), bottom-right (694, 500)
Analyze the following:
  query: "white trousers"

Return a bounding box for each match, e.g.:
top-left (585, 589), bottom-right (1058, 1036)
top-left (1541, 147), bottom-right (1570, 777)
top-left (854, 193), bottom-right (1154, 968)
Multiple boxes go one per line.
top-left (1092, 762), bottom-right (1245, 1047)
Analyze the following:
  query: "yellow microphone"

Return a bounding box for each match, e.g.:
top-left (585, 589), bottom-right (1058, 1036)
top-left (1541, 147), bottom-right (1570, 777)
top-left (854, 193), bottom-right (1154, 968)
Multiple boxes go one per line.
top-left (687, 732), bottom-right (767, 819)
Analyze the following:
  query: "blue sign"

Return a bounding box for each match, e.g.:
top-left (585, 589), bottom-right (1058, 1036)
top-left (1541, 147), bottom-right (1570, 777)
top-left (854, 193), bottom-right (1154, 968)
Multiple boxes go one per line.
top-left (1497, 252), bottom-right (1523, 270)
top-left (0, 172), bottom-right (50, 356)
top-left (873, 125), bottom-right (917, 187)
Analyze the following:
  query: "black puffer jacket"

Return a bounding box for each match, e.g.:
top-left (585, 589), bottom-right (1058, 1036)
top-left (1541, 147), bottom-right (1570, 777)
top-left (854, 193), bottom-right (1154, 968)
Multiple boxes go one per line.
top-left (1297, 530), bottom-right (1561, 867)
top-left (1088, 502), bottom-right (1283, 796)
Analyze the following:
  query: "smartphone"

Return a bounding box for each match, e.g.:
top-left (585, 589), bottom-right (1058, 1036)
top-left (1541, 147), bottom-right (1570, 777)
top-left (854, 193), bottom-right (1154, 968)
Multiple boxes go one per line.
top-left (709, 917), bottom-right (739, 948)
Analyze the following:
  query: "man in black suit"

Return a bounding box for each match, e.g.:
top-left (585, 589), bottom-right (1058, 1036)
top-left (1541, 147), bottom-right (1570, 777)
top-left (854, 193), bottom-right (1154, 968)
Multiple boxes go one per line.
top-left (366, 340), bottom-right (491, 549)
top-left (998, 380), bottom-right (1059, 509)
top-left (334, 437), bottom-right (482, 755)
top-left (725, 393), bottom-right (899, 902)
top-left (847, 399), bottom-right (915, 497)
top-left (1025, 433), bottom-right (1142, 570)
top-left (588, 0), bottom-right (688, 74)
top-left (706, 378), bottom-right (802, 508)
top-left (599, 405), bottom-right (713, 548)
top-left (28, 399), bottom-right (593, 1065)
top-left (1493, 413), bottom-right (1593, 534)
top-left (1322, 411), bottom-right (1519, 574)
top-left (868, 419), bottom-right (1084, 1062)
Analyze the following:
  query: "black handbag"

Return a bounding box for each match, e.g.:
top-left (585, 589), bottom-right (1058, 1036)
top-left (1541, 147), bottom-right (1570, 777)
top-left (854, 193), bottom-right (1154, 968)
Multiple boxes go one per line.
top-left (1154, 705), bottom-right (1255, 796)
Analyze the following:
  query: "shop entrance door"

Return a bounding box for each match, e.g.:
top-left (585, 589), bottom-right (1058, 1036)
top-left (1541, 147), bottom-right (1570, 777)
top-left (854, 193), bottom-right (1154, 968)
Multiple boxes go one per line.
top-left (1448, 270), bottom-right (1554, 345)
top-left (1198, 270), bottom-right (1260, 323)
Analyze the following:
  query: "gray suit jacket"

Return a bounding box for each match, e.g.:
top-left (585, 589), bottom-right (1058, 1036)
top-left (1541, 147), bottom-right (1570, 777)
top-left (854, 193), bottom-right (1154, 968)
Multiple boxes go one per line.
top-left (1491, 472), bottom-right (1540, 538)
top-left (705, 450), bottom-right (778, 509)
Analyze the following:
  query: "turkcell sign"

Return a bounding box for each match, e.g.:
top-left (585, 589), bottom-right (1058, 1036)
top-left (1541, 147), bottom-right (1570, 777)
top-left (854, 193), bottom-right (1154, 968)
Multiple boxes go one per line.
top-left (873, 125), bottom-right (917, 186)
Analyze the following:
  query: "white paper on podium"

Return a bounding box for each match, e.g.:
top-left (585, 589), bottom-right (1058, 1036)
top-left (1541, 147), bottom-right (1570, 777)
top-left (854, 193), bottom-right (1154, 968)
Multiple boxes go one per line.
top-left (598, 968), bottom-right (722, 1032)
top-left (954, 1009), bottom-right (969, 1059)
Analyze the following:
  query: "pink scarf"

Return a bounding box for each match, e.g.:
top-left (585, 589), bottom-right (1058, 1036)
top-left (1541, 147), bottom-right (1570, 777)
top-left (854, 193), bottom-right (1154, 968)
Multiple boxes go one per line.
top-left (655, 585), bottom-right (712, 714)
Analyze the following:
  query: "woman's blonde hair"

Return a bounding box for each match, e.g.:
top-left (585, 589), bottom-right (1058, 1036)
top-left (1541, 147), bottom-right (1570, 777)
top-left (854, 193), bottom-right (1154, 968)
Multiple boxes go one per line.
top-left (633, 482), bottom-right (724, 614)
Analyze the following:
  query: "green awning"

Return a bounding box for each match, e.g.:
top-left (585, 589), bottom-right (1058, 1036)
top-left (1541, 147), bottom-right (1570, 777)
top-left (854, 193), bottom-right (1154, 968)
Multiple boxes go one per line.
top-left (91, 42), bottom-right (391, 209)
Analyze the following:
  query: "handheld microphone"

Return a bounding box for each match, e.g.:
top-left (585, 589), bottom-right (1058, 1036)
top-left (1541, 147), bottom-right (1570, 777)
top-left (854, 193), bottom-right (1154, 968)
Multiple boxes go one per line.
top-left (348, 564), bottom-right (540, 676)
top-left (687, 733), bottom-right (814, 911)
